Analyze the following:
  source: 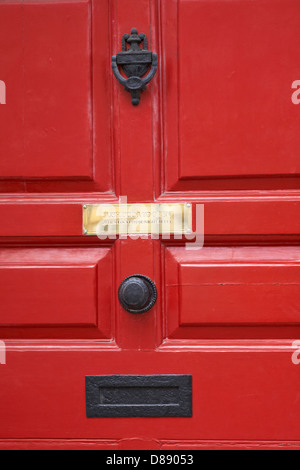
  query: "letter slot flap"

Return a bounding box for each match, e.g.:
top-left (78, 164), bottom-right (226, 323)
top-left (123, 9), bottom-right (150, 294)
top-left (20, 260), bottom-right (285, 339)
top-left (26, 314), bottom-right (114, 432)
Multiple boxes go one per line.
top-left (86, 375), bottom-right (193, 418)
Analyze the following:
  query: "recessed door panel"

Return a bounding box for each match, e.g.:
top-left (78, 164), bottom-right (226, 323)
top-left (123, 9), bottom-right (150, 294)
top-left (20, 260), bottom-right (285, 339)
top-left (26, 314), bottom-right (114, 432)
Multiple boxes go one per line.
top-left (0, 248), bottom-right (113, 339)
top-left (0, 0), bottom-right (112, 193)
top-left (162, 0), bottom-right (300, 191)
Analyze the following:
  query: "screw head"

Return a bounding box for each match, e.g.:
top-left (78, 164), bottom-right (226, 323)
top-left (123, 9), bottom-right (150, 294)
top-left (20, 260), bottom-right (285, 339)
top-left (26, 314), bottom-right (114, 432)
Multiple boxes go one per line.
top-left (83, 229), bottom-right (88, 235)
top-left (186, 203), bottom-right (191, 208)
top-left (83, 205), bottom-right (87, 210)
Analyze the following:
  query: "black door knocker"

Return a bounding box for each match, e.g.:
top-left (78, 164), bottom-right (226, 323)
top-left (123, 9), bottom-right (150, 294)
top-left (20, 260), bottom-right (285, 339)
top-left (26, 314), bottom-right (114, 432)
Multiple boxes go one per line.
top-left (112, 28), bottom-right (158, 106)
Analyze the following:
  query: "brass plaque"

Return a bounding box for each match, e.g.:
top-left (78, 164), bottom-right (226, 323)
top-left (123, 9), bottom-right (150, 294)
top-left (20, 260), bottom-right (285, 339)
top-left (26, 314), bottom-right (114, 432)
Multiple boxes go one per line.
top-left (83, 203), bottom-right (192, 236)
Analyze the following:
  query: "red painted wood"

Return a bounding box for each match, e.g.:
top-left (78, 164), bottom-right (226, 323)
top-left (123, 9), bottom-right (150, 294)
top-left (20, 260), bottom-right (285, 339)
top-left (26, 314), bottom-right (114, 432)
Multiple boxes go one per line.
top-left (180, 264), bottom-right (300, 324)
top-left (0, 349), bottom-right (299, 441)
top-left (165, 247), bottom-right (300, 339)
top-left (0, 265), bottom-right (97, 326)
top-left (1, 197), bottom-right (300, 237)
top-left (0, 0), bottom-right (300, 450)
top-left (166, 247), bottom-right (300, 330)
top-left (25, 1), bottom-right (91, 179)
top-left (0, 0), bottom-right (112, 193)
top-left (116, 238), bottom-right (158, 350)
top-left (178, 1), bottom-right (300, 179)
top-left (112, 0), bottom-right (156, 202)
top-left (161, 0), bottom-right (300, 192)
top-left (0, 1), bottom-right (92, 178)
top-left (202, 198), bottom-right (300, 236)
top-left (0, 438), bottom-right (299, 450)
top-left (0, 203), bottom-right (83, 237)
top-left (161, 441), bottom-right (300, 451)
top-left (0, 440), bottom-right (120, 451)
top-left (0, 3), bottom-right (23, 179)
top-left (0, 247), bottom-right (113, 339)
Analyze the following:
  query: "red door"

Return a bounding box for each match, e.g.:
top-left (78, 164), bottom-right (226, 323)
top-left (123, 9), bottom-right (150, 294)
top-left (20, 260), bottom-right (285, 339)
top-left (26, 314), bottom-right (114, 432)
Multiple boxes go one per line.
top-left (1, 0), bottom-right (300, 450)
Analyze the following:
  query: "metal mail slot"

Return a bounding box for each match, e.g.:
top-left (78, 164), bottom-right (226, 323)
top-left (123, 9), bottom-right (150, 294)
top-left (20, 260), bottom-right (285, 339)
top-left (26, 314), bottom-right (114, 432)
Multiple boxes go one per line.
top-left (86, 375), bottom-right (193, 418)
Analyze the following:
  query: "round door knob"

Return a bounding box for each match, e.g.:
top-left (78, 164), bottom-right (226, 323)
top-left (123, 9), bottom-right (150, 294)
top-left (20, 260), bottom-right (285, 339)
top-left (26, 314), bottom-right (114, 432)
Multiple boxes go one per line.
top-left (118, 275), bottom-right (157, 314)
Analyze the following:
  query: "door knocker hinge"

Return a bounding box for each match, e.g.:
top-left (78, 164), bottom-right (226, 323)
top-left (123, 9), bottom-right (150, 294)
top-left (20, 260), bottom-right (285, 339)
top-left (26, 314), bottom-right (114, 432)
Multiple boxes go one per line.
top-left (112, 28), bottom-right (158, 106)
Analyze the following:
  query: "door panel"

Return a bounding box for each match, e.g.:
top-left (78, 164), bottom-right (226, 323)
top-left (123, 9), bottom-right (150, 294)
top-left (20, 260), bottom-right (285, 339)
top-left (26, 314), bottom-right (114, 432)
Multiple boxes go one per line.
top-left (0, 247), bottom-right (113, 340)
top-left (0, 350), bottom-right (300, 441)
top-left (161, 0), bottom-right (300, 191)
top-left (23, 1), bottom-right (92, 179)
top-left (165, 247), bottom-right (300, 339)
top-left (0, 0), bottom-right (112, 193)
